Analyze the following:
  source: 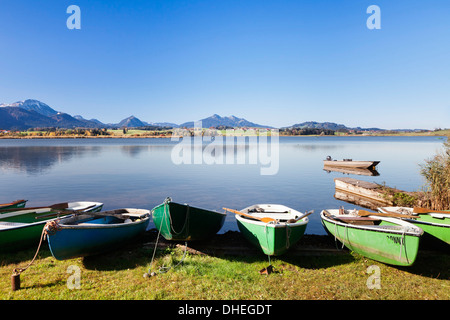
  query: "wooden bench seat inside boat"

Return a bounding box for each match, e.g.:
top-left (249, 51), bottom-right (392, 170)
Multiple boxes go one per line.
top-left (333, 216), bottom-right (380, 225)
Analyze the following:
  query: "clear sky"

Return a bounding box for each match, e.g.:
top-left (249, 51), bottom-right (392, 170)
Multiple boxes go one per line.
top-left (0, 0), bottom-right (449, 129)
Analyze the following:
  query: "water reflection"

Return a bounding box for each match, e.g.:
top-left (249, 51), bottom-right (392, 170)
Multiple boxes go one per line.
top-left (323, 165), bottom-right (380, 176)
top-left (0, 136), bottom-right (445, 235)
top-left (0, 146), bottom-right (101, 175)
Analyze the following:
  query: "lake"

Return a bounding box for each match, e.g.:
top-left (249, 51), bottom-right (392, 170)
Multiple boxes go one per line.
top-left (0, 135), bottom-right (446, 235)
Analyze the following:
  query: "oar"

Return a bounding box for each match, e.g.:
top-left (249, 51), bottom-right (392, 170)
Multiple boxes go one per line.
top-left (35, 204), bottom-right (98, 219)
top-left (287, 210), bottom-right (314, 223)
top-left (223, 208), bottom-right (276, 223)
top-left (413, 207), bottom-right (450, 214)
top-left (358, 210), bottom-right (416, 219)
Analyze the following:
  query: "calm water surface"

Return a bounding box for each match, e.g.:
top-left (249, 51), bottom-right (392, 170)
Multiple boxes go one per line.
top-left (0, 136), bottom-right (446, 235)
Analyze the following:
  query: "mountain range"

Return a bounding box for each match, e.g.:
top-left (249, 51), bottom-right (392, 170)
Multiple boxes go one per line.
top-left (0, 98), bottom-right (394, 132)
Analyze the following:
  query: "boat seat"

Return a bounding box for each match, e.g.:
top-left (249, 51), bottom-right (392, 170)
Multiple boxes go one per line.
top-left (334, 216), bottom-right (380, 225)
top-left (123, 213), bottom-right (148, 218)
top-left (247, 213), bottom-right (297, 220)
top-left (0, 221), bottom-right (28, 229)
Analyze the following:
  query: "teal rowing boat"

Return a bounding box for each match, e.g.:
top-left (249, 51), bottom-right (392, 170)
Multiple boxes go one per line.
top-left (151, 198), bottom-right (226, 241)
top-left (379, 207), bottom-right (450, 245)
top-left (0, 200), bottom-right (27, 211)
top-left (231, 204), bottom-right (311, 256)
top-left (46, 208), bottom-right (151, 260)
top-left (0, 201), bottom-right (103, 252)
top-left (321, 209), bottom-right (423, 266)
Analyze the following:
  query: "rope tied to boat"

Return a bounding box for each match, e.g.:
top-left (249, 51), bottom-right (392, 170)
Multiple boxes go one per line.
top-left (43, 220), bottom-right (61, 236)
top-left (285, 223), bottom-right (291, 250)
top-left (11, 220), bottom-right (61, 290)
top-left (147, 198), bottom-right (187, 277)
top-left (333, 219), bottom-right (347, 251)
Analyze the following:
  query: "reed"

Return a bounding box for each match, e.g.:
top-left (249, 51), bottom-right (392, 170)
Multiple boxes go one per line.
top-left (420, 136), bottom-right (450, 210)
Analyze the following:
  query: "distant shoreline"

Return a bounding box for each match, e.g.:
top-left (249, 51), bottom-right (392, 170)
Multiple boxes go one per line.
top-left (0, 132), bottom-right (448, 140)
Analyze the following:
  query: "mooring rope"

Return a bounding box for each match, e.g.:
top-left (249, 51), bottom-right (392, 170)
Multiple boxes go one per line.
top-left (333, 220), bottom-right (346, 250)
top-left (147, 199), bottom-right (188, 276)
top-left (399, 228), bottom-right (406, 263)
top-left (12, 220), bottom-right (60, 279)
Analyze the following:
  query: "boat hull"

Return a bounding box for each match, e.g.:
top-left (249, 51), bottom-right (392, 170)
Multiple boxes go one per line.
top-left (321, 210), bottom-right (423, 266)
top-left (0, 200), bottom-right (27, 211)
top-left (379, 207), bottom-right (450, 245)
top-left (236, 204), bottom-right (309, 256)
top-left (151, 199), bottom-right (226, 241)
top-left (323, 160), bottom-right (379, 169)
top-left (0, 202), bottom-right (103, 252)
top-left (46, 209), bottom-right (151, 260)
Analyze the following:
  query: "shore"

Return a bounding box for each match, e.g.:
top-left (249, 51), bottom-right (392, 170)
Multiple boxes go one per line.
top-left (1, 129), bottom-right (449, 139)
top-left (1, 229), bottom-right (448, 300)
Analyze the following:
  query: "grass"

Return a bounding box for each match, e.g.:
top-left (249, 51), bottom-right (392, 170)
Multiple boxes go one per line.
top-left (420, 136), bottom-right (450, 210)
top-left (1, 236), bottom-right (449, 300)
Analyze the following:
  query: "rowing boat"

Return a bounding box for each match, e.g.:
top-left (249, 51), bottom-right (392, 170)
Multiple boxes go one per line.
top-left (0, 201), bottom-right (103, 252)
top-left (45, 208), bottom-right (151, 260)
top-left (379, 206), bottom-right (450, 245)
top-left (0, 200), bottom-right (27, 211)
top-left (151, 198), bottom-right (226, 241)
top-left (323, 157), bottom-right (379, 169)
top-left (320, 209), bottom-right (423, 266)
top-left (231, 204), bottom-right (311, 256)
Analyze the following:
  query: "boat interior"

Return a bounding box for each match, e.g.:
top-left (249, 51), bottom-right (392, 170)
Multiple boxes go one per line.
top-left (323, 210), bottom-right (382, 226)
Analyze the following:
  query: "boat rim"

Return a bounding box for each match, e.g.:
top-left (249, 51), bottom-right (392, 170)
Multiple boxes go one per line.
top-left (236, 204), bottom-right (309, 227)
top-left (379, 207), bottom-right (450, 228)
top-left (52, 208), bottom-right (151, 229)
top-left (152, 200), bottom-right (226, 216)
top-left (235, 213), bottom-right (309, 227)
top-left (320, 210), bottom-right (423, 236)
top-left (0, 202), bottom-right (104, 230)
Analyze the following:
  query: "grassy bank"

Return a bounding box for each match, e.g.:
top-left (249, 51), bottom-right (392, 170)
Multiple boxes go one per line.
top-left (1, 233), bottom-right (448, 300)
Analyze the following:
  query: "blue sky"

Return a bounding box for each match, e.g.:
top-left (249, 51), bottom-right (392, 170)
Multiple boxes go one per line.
top-left (0, 0), bottom-right (449, 129)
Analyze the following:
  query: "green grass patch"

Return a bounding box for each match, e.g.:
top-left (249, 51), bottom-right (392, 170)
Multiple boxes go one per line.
top-left (1, 241), bottom-right (448, 300)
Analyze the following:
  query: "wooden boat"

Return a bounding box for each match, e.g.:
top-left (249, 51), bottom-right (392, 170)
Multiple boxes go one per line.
top-left (45, 208), bottom-right (151, 260)
top-left (379, 207), bottom-right (450, 245)
top-left (151, 198), bottom-right (226, 241)
top-left (320, 209), bottom-right (423, 266)
top-left (324, 156), bottom-right (379, 169)
top-left (0, 201), bottom-right (103, 252)
top-left (227, 204), bottom-right (311, 256)
top-left (0, 199), bottom-right (27, 211)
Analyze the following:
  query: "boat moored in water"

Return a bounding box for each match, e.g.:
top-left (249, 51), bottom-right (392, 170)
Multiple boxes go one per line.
top-left (324, 156), bottom-right (380, 170)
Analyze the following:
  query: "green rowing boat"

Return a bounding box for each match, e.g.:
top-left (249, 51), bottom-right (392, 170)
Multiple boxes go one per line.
top-left (151, 198), bottom-right (226, 241)
top-left (0, 201), bottom-right (103, 252)
top-left (379, 207), bottom-right (450, 245)
top-left (0, 200), bottom-right (27, 211)
top-left (231, 204), bottom-right (311, 256)
top-left (321, 209), bottom-right (423, 266)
